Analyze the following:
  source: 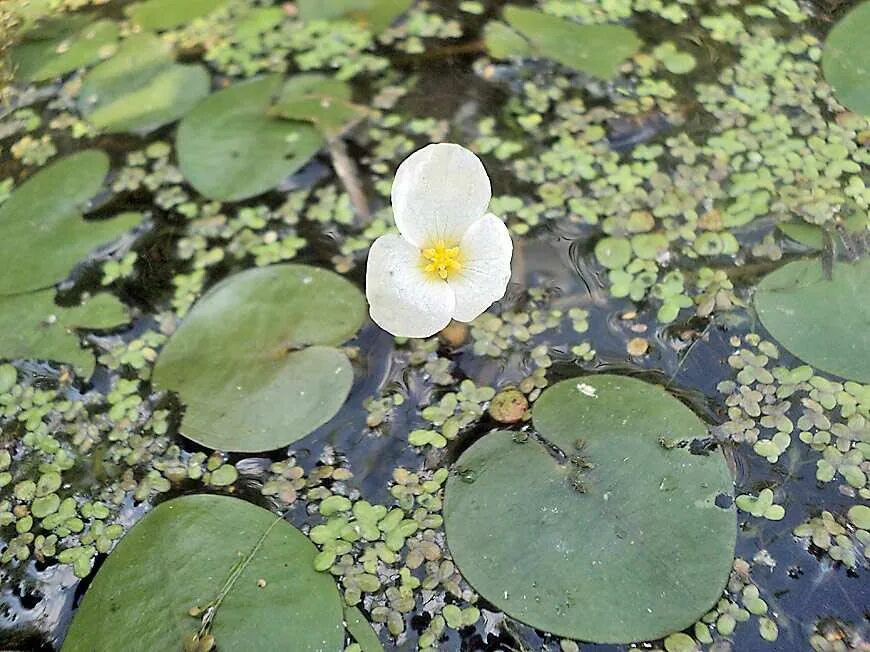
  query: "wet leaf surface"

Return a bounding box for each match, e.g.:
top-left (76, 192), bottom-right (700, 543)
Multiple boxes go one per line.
top-left (62, 494), bottom-right (345, 652)
top-left (444, 375), bottom-right (735, 643)
top-left (152, 264), bottom-right (366, 452)
top-left (124, 0), bottom-right (229, 31)
top-left (10, 16), bottom-right (119, 82)
top-left (79, 32), bottom-right (210, 134)
top-left (176, 75), bottom-right (324, 202)
top-left (755, 257), bottom-right (870, 382)
top-left (0, 151), bottom-right (141, 296)
top-left (0, 291), bottom-right (129, 379)
top-left (485, 6), bottom-right (641, 79)
top-left (296, 0), bottom-right (413, 33)
top-left (822, 2), bottom-right (870, 116)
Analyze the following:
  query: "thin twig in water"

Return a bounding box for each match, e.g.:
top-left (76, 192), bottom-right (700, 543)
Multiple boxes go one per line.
top-left (328, 138), bottom-right (370, 221)
top-left (665, 320), bottom-right (713, 389)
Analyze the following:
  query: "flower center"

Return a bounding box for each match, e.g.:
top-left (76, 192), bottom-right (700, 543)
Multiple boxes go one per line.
top-left (421, 240), bottom-right (462, 280)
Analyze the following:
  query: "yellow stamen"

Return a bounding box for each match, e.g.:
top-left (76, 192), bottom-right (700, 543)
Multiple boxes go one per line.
top-left (421, 240), bottom-right (462, 280)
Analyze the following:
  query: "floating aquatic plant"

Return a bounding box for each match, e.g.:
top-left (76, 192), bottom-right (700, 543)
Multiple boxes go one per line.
top-left (366, 143), bottom-right (513, 337)
top-left (152, 264), bottom-right (366, 452)
top-left (444, 375), bottom-right (736, 643)
top-left (62, 494), bottom-right (347, 651)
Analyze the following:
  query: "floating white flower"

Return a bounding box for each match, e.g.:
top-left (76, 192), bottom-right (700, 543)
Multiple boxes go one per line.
top-left (366, 143), bottom-right (513, 338)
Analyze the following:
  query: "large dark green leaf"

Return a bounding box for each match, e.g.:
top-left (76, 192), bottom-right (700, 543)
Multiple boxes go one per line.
top-left (152, 264), bottom-right (366, 452)
top-left (755, 257), bottom-right (870, 382)
top-left (444, 375), bottom-right (735, 643)
top-left (297, 0), bottom-right (412, 32)
top-left (11, 17), bottom-right (119, 82)
top-left (125, 0), bottom-right (229, 30)
top-left (0, 290), bottom-right (129, 379)
top-left (176, 75), bottom-right (323, 202)
top-left (822, 2), bottom-right (870, 116)
top-left (62, 494), bottom-right (345, 652)
top-left (270, 74), bottom-right (369, 138)
top-left (79, 32), bottom-right (211, 134)
top-left (0, 151), bottom-right (141, 296)
top-left (484, 6), bottom-right (641, 79)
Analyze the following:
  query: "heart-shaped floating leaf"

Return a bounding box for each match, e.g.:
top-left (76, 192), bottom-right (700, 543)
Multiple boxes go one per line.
top-left (79, 32), bottom-right (211, 134)
top-left (484, 6), bottom-right (641, 79)
top-left (444, 375), bottom-right (736, 643)
top-left (0, 151), bottom-right (141, 296)
top-left (177, 75), bottom-right (323, 202)
top-left (0, 290), bottom-right (129, 379)
top-left (62, 494), bottom-right (345, 652)
top-left (11, 16), bottom-right (119, 82)
top-left (822, 2), bottom-right (870, 116)
top-left (124, 0), bottom-right (229, 31)
top-left (271, 74), bottom-right (369, 138)
top-left (152, 264), bottom-right (366, 452)
top-left (755, 257), bottom-right (870, 382)
top-left (296, 0), bottom-right (412, 32)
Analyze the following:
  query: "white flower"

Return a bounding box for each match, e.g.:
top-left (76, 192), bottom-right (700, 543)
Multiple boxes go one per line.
top-left (365, 143), bottom-right (513, 338)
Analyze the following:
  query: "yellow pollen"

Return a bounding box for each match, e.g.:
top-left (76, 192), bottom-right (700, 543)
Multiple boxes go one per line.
top-left (421, 240), bottom-right (462, 280)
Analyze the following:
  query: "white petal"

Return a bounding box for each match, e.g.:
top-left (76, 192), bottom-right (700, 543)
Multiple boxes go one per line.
top-left (391, 143), bottom-right (491, 248)
top-left (449, 214), bottom-right (513, 323)
top-left (366, 233), bottom-right (456, 338)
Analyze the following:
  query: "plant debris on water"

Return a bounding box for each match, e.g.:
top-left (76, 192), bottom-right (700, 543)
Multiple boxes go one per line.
top-left (0, 0), bottom-right (867, 650)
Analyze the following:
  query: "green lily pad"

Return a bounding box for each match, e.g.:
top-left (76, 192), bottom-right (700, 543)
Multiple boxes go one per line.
top-left (345, 605), bottom-right (384, 651)
top-left (444, 375), bottom-right (736, 643)
top-left (483, 21), bottom-right (532, 59)
top-left (777, 212), bottom-right (869, 250)
top-left (594, 236), bottom-right (632, 269)
top-left (754, 257), bottom-right (870, 382)
top-left (0, 151), bottom-right (141, 296)
top-left (777, 222), bottom-right (827, 249)
top-left (0, 290), bottom-right (130, 379)
top-left (297, 0), bottom-right (412, 32)
top-left (79, 32), bottom-right (211, 134)
top-left (822, 2), bottom-right (870, 115)
top-left (152, 264), bottom-right (366, 452)
top-left (270, 74), bottom-right (369, 138)
top-left (485, 6), bottom-right (641, 79)
top-left (11, 17), bottom-right (119, 82)
top-left (125, 0), bottom-right (229, 31)
top-left (62, 494), bottom-right (344, 651)
top-left (176, 75), bottom-right (323, 202)
top-left (234, 7), bottom-right (286, 40)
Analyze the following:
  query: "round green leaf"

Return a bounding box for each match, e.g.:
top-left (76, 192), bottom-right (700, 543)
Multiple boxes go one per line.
top-left (125, 0), bottom-right (229, 31)
top-left (822, 2), bottom-right (870, 116)
top-left (444, 375), bottom-right (736, 643)
top-left (177, 75), bottom-right (323, 202)
top-left (11, 17), bottom-right (119, 82)
top-left (594, 236), bottom-right (632, 269)
top-left (62, 494), bottom-right (344, 652)
top-left (0, 151), bottom-right (141, 295)
top-left (270, 74), bottom-right (368, 137)
top-left (297, 0), bottom-right (412, 32)
top-left (755, 257), bottom-right (870, 382)
top-left (79, 32), bottom-right (211, 134)
top-left (483, 21), bottom-right (532, 59)
top-left (152, 264), bottom-right (366, 452)
top-left (0, 290), bottom-right (130, 379)
top-left (488, 6), bottom-right (641, 79)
